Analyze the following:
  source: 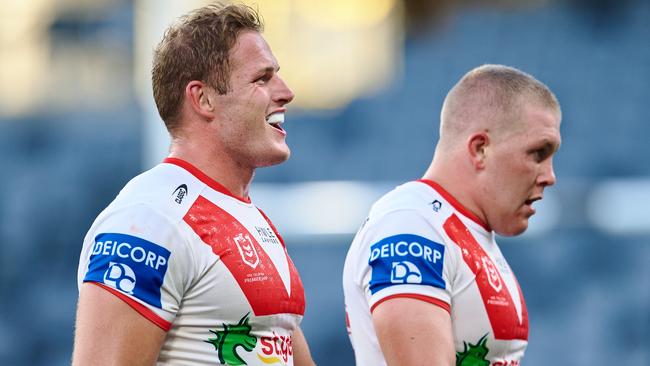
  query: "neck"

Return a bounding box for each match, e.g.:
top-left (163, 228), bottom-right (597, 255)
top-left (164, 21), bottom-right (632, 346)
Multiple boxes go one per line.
top-left (169, 136), bottom-right (254, 200)
top-left (422, 154), bottom-right (486, 225)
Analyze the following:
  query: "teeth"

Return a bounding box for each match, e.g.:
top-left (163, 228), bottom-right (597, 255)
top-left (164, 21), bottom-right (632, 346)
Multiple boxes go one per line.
top-left (266, 112), bottom-right (284, 124)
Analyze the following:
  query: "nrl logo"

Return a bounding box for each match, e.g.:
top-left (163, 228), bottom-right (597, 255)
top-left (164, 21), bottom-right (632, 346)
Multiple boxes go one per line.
top-left (234, 233), bottom-right (259, 269)
top-left (482, 256), bottom-right (502, 293)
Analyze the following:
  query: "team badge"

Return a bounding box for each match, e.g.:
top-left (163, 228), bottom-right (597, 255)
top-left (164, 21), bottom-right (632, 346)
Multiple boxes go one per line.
top-left (482, 256), bottom-right (503, 292)
top-left (234, 233), bottom-right (259, 269)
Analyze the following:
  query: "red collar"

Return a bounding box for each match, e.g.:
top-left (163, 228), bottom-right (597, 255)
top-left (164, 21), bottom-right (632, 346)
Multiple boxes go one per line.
top-left (417, 179), bottom-right (491, 232)
top-left (163, 157), bottom-right (251, 204)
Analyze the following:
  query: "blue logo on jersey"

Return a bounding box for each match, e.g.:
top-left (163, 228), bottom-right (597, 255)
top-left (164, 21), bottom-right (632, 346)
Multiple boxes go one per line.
top-left (84, 233), bottom-right (171, 308)
top-left (391, 261), bottom-right (422, 284)
top-left (368, 234), bottom-right (445, 294)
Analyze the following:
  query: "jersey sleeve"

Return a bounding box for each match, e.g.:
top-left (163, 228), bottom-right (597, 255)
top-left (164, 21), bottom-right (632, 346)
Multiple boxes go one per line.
top-left (355, 209), bottom-right (455, 314)
top-left (77, 203), bottom-right (195, 331)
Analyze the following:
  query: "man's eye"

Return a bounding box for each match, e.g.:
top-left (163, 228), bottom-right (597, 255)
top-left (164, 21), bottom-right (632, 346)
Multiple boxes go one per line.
top-left (255, 74), bottom-right (271, 84)
top-left (533, 148), bottom-right (549, 161)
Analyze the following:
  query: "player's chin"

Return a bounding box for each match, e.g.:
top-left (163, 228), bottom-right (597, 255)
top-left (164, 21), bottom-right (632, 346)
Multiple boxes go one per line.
top-left (256, 146), bottom-right (291, 167)
top-left (495, 218), bottom-right (529, 237)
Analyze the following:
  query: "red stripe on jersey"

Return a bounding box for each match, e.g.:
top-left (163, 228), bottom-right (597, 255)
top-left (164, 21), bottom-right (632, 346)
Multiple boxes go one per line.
top-left (91, 282), bottom-right (172, 331)
top-left (163, 157), bottom-right (251, 203)
top-left (370, 294), bottom-right (451, 315)
top-left (345, 311), bottom-right (351, 335)
top-left (183, 196), bottom-right (305, 316)
top-left (443, 214), bottom-right (529, 341)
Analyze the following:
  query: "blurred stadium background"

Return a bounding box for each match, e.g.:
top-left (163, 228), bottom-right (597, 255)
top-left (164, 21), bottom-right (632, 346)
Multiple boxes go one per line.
top-left (1, 0), bottom-right (649, 364)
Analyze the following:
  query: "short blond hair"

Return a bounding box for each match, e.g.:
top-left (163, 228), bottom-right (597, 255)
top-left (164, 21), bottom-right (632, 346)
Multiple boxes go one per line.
top-left (439, 64), bottom-right (560, 147)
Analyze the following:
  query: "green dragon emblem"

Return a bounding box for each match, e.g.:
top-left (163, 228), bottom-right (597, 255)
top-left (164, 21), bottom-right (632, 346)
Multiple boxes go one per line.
top-left (456, 333), bottom-right (490, 366)
top-left (205, 313), bottom-right (258, 365)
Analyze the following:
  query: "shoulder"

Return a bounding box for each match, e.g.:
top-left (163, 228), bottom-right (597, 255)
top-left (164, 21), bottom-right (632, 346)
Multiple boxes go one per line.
top-left (104, 163), bottom-right (207, 224)
top-left (364, 181), bottom-right (449, 235)
top-left (84, 163), bottom-right (213, 259)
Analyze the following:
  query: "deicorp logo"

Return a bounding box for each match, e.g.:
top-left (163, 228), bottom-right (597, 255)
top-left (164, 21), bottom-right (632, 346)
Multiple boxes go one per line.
top-left (391, 261), bottom-right (422, 284)
top-left (104, 262), bottom-right (136, 294)
top-left (83, 233), bottom-right (171, 308)
top-left (368, 234), bottom-right (445, 294)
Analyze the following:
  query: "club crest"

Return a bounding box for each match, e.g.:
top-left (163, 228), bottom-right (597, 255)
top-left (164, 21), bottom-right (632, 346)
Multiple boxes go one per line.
top-left (234, 233), bottom-right (259, 269)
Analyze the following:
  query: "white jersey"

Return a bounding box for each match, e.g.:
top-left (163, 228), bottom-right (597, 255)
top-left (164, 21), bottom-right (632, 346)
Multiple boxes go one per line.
top-left (78, 158), bottom-right (305, 366)
top-left (343, 180), bottom-right (529, 366)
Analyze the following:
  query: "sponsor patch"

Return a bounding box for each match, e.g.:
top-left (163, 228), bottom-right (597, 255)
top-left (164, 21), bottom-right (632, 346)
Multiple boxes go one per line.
top-left (259, 332), bottom-right (293, 364)
top-left (368, 234), bottom-right (445, 294)
top-left (83, 233), bottom-right (171, 308)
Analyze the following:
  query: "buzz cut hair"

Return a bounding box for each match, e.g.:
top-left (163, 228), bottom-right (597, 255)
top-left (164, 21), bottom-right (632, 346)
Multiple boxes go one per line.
top-left (439, 64), bottom-right (561, 144)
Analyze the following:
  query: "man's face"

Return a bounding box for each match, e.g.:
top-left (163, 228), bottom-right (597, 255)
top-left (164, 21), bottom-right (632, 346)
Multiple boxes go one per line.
top-left (211, 31), bottom-right (294, 168)
top-left (479, 103), bottom-right (561, 236)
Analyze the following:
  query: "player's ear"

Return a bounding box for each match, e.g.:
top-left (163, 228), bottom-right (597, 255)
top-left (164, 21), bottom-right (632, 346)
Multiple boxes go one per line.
top-left (467, 131), bottom-right (489, 170)
top-left (185, 80), bottom-right (216, 121)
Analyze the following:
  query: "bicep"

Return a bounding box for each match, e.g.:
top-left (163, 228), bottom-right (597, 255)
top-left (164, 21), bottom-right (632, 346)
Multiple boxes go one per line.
top-left (372, 297), bottom-right (454, 366)
top-left (292, 326), bottom-right (316, 366)
top-left (72, 282), bottom-right (166, 366)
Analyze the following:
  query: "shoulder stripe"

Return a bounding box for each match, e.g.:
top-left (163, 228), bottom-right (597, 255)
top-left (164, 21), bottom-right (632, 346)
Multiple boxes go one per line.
top-left (371, 293), bottom-right (451, 315)
top-left (90, 282), bottom-right (172, 332)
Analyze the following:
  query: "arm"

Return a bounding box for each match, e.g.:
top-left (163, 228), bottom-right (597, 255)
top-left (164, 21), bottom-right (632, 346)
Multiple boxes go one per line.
top-left (72, 283), bottom-right (166, 366)
top-left (292, 326), bottom-right (317, 366)
top-left (372, 297), bottom-right (455, 366)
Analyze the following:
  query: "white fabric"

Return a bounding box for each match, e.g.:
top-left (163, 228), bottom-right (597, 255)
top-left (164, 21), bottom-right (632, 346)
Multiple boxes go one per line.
top-left (343, 180), bottom-right (529, 366)
top-left (78, 159), bottom-right (305, 365)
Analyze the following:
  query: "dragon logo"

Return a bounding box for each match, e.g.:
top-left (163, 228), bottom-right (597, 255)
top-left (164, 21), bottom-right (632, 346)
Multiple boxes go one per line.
top-left (456, 334), bottom-right (490, 366)
top-left (205, 313), bottom-right (258, 365)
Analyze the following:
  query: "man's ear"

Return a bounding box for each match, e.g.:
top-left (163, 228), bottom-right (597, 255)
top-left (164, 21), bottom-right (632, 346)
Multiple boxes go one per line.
top-left (185, 80), bottom-right (216, 120)
top-left (467, 131), bottom-right (489, 170)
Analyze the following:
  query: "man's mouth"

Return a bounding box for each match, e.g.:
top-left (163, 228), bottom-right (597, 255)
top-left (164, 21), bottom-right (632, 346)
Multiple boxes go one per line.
top-left (525, 196), bottom-right (541, 206)
top-left (266, 112), bottom-right (285, 132)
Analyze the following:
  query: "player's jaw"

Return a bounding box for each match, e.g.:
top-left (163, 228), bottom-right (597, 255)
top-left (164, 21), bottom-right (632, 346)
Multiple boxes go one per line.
top-left (489, 191), bottom-right (540, 236)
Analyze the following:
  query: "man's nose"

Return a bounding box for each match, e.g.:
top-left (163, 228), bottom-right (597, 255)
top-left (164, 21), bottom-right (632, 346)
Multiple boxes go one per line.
top-left (539, 160), bottom-right (557, 187)
top-left (273, 76), bottom-right (294, 105)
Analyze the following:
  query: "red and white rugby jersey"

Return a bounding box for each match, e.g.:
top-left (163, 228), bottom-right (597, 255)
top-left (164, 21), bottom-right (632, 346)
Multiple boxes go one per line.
top-left (343, 179), bottom-right (528, 366)
top-left (78, 157), bottom-right (305, 366)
